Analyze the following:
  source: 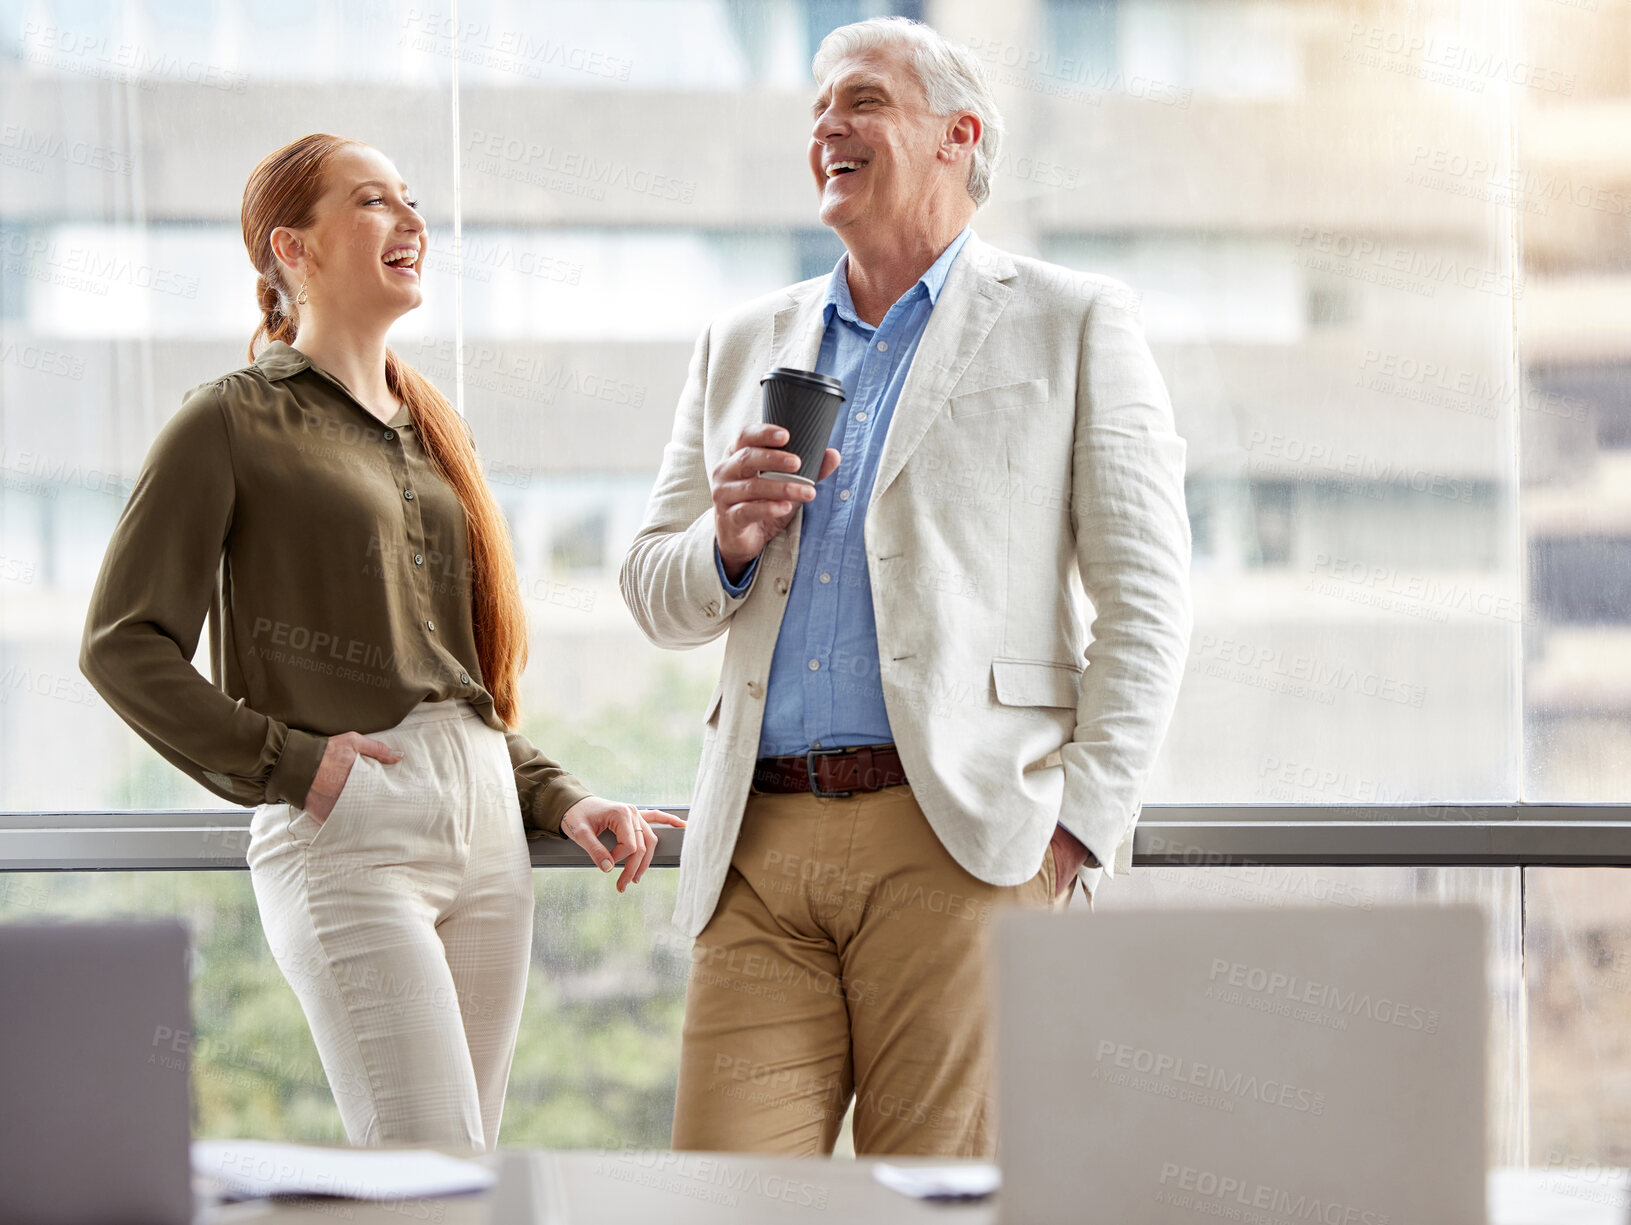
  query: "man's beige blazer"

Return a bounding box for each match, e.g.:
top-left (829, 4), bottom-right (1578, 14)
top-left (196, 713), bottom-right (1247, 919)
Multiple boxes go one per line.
top-left (620, 232), bottom-right (1192, 938)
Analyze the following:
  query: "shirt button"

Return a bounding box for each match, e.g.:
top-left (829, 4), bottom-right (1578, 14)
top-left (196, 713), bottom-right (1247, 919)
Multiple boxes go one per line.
top-left (403, 489), bottom-right (415, 501)
top-left (459, 672), bottom-right (470, 684)
top-left (808, 659), bottom-right (820, 671)
top-left (819, 572), bottom-right (832, 584)
top-left (838, 489), bottom-right (851, 501)
top-left (383, 428), bottom-right (395, 441)
top-left (413, 553), bottom-right (424, 566)
top-left (856, 411), bottom-right (867, 422)
top-left (426, 620), bottom-right (435, 631)
top-left (876, 340), bottom-right (888, 352)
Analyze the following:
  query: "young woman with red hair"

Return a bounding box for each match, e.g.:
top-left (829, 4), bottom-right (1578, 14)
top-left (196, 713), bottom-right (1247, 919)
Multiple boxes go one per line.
top-left (81, 134), bottom-right (680, 1151)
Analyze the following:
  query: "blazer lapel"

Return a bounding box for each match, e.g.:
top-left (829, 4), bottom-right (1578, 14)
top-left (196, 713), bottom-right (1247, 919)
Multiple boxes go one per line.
top-left (770, 285), bottom-right (828, 371)
top-left (870, 233), bottom-right (1017, 503)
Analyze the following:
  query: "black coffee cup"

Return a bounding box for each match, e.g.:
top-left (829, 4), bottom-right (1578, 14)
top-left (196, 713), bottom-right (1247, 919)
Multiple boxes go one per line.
top-left (759, 367), bottom-right (846, 486)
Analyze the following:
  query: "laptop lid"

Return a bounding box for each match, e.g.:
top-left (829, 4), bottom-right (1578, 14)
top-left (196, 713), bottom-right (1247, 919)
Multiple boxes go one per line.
top-left (994, 905), bottom-right (1486, 1225)
top-left (0, 919), bottom-right (194, 1225)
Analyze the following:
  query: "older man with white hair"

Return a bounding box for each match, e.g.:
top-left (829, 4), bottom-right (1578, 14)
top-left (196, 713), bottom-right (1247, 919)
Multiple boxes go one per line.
top-left (620, 16), bottom-right (1191, 1157)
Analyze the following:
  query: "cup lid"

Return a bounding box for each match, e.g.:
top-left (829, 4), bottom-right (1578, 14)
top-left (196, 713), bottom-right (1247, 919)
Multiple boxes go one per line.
top-left (761, 366), bottom-right (846, 397)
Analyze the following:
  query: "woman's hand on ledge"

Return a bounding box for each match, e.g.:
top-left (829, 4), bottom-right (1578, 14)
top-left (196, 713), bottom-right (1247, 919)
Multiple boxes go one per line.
top-left (560, 797), bottom-right (687, 892)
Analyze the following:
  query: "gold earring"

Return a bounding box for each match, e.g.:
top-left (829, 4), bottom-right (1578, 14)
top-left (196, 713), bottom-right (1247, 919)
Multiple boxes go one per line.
top-left (296, 279), bottom-right (309, 306)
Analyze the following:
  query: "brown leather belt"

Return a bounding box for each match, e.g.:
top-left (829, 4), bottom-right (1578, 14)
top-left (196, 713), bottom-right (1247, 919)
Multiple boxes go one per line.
top-left (752, 744), bottom-right (909, 798)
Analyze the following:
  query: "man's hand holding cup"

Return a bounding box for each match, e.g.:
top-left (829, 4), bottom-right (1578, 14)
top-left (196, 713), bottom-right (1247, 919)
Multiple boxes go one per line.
top-left (712, 425), bottom-right (840, 583)
top-left (713, 369), bottom-right (848, 583)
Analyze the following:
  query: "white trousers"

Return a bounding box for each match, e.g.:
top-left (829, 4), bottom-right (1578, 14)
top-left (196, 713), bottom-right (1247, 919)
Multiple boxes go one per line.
top-left (246, 697), bottom-right (533, 1151)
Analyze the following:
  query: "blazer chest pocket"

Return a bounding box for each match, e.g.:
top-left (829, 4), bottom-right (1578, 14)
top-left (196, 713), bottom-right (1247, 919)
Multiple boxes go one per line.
top-left (949, 377), bottom-right (1050, 420)
top-left (991, 657), bottom-right (1082, 709)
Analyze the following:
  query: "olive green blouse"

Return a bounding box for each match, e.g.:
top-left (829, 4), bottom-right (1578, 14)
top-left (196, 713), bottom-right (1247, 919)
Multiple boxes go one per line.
top-left (79, 340), bottom-right (592, 836)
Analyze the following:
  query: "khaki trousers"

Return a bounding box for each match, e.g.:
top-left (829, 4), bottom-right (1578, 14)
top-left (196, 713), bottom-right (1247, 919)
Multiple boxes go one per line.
top-left (246, 698), bottom-right (533, 1152)
top-left (671, 784), bottom-right (1066, 1158)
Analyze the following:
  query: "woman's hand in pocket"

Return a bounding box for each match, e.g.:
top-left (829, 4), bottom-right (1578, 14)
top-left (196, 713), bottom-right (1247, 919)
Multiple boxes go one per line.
top-left (302, 733), bottom-right (403, 823)
top-left (560, 797), bottom-right (687, 892)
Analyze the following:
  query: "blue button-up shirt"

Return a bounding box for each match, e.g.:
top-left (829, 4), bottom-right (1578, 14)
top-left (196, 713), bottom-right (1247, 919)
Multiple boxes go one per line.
top-left (714, 226), bottom-right (972, 758)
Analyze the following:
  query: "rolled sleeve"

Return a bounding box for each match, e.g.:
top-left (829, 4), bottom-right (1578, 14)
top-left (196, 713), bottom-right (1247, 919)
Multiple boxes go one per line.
top-left (715, 542), bottom-right (760, 597)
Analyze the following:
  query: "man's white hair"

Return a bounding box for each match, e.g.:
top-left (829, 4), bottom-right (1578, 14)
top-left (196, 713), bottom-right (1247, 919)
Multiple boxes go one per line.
top-left (812, 16), bottom-right (1005, 208)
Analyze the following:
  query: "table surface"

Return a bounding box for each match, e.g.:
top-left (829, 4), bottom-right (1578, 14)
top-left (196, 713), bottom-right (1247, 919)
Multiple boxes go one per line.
top-left (204, 1151), bottom-right (995, 1225)
top-left (202, 1152), bottom-right (1628, 1225)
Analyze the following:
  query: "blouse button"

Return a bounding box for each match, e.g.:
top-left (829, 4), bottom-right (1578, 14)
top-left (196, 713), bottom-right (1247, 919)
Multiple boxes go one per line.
top-left (413, 553), bottom-right (423, 566)
top-left (383, 428), bottom-right (396, 441)
top-left (459, 673), bottom-right (470, 685)
top-left (403, 489), bottom-right (415, 501)
top-left (426, 620), bottom-right (435, 631)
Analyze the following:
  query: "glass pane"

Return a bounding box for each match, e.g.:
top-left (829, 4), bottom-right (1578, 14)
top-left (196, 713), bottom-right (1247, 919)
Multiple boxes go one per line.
top-left (951, 0), bottom-right (1525, 805)
top-left (0, 869), bottom-right (690, 1147)
top-left (451, 2), bottom-right (917, 806)
top-left (1525, 867), bottom-right (1631, 1187)
top-left (0, 1), bottom-right (455, 810)
top-left (1517, 0), bottom-right (1631, 800)
top-left (0, 865), bottom-right (1524, 1161)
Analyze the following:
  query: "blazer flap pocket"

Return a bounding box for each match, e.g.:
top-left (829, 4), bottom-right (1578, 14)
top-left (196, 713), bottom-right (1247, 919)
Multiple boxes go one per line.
top-left (949, 378), bottom-right (1050, 419)
top-left (992, 657), bottom-right (1082, 709)
top-left (703, 677), bottom-right (726, 726)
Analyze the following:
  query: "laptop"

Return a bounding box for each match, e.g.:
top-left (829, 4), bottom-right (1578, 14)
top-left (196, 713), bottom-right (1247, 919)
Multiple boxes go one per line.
top-left (0, 919), bottom-right (194, 1225)
top-left (993, 905), bottom-right (1486, 1225)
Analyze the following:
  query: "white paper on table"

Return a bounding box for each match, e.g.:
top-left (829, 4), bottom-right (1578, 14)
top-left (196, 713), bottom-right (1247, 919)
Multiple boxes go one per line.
top-left (873, 1162), bottom-right (1002, 1201)
top-left (193, 1139), bottom-right (495, 1201)
top-left (1488, 1167), bottom-right (1631, 1225)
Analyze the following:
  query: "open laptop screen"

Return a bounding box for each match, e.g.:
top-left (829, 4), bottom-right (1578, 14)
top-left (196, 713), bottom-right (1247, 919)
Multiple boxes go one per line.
top-left (0, 919), bottom-right (194, 1225)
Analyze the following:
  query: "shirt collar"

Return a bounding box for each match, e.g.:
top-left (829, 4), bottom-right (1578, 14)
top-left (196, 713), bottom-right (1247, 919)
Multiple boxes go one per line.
top-left (823, 224), bottom-right (974, 327)
top-left (253, 340), bottom-right (313, 382)
top-left (253, 341), bottom-right (412, 429)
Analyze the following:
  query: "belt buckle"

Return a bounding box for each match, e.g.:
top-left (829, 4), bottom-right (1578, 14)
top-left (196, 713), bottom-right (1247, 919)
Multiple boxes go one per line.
top-left (805, 747), bottom-right (854, 799)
